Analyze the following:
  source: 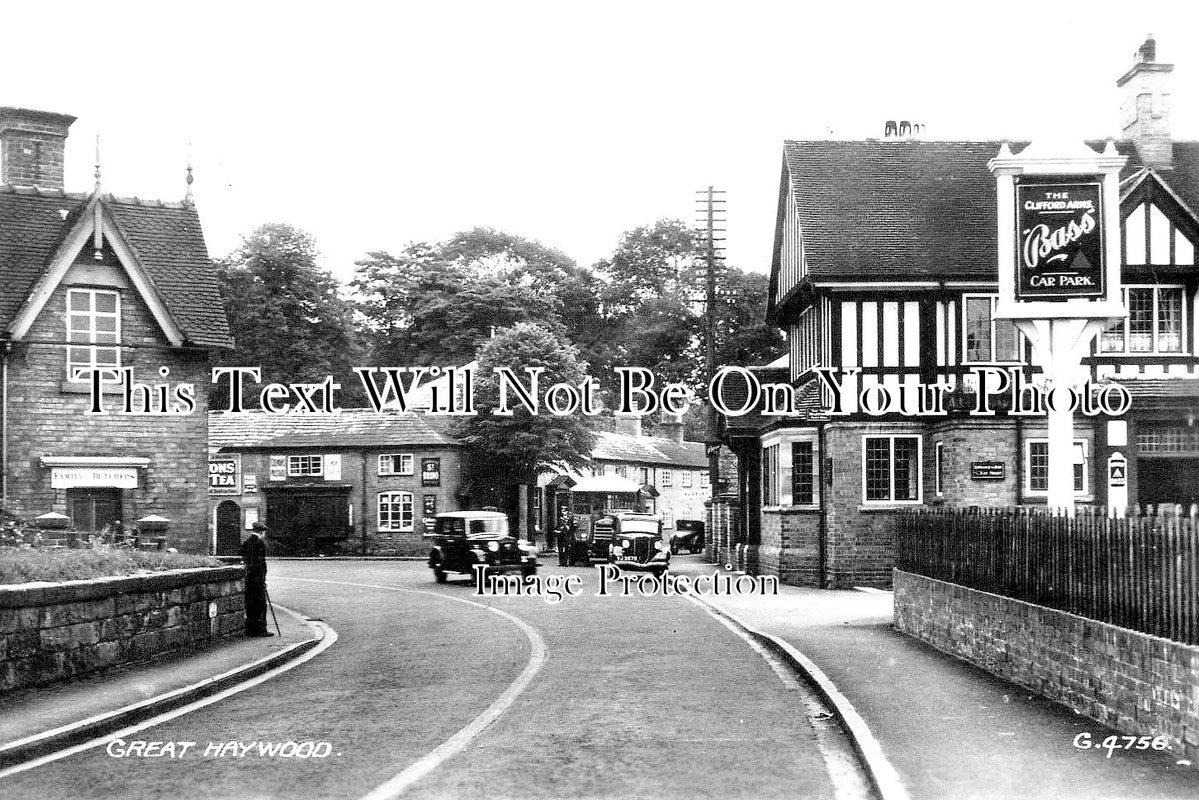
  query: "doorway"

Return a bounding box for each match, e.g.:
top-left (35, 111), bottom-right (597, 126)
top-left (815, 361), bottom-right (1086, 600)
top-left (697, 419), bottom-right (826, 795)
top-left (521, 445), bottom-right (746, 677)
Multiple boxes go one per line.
top-left (66, 488), bottom-right (122, 532)
top-left (215, 500), bottom-right (242, 556)
top-left (1138, 457), bottom-right (1199, 507)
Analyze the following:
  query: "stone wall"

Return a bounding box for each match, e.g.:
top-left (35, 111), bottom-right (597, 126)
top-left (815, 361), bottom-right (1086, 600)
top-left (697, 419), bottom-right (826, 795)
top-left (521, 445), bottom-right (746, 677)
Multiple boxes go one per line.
top-left (894, 569), bottom-right (1199, 765)
top-left (0, 566), bottom-right (245, 693)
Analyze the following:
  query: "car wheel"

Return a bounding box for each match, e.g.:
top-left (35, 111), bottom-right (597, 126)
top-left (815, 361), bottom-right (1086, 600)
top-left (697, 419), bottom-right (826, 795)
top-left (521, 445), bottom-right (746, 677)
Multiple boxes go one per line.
top-left (433, 563), bottom-right (447, 584)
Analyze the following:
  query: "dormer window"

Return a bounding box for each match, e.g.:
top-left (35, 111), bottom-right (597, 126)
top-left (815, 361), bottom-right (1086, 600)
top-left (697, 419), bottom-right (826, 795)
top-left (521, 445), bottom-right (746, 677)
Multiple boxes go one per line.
top-left (66, 288), bottom-right (120, 382)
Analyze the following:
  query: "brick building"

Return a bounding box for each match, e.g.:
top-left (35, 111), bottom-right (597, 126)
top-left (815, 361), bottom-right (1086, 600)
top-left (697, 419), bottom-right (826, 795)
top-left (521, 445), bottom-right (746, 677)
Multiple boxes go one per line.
top-left (725, 37), bottom-right (1199, 588)
top-left (1, 107), bottom-right (232, 551)
top-left (209, 410), bottom-right (467, 556)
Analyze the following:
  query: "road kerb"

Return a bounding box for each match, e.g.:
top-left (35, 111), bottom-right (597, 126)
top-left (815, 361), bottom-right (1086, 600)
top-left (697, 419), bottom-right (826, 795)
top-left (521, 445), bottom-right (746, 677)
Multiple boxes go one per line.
top-left (685, 590), bottom-right (909, 800)
top-left (0, 605), bottom-right (327, 772)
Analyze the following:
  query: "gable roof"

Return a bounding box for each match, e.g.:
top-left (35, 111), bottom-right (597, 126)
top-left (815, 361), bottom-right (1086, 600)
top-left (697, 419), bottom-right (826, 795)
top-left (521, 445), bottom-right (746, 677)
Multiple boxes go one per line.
top-left (209, 409), bottom-right (463, 452)
top-left (0, 187), bottom-right (232, 348)
top-left (591, 430), bottom-right (708, 468)
top-left (769, 139), bottom-right (1199, 302)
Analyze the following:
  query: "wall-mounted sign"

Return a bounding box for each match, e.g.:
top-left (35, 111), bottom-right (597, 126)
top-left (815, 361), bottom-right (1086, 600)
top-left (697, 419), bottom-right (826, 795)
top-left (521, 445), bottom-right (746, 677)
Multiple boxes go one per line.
top-left (51, 467), bottom-right (139, 489)
top-left (243, 474), bottom-right (259, 493)
top-left (421, 458), bottom-right (441, 486)
top-left (324, 454), bottom-right (342, 481)
top-left (970, 461), bottom-right (1006, 481)
top-left (208, 455), bottom-right (242, 496)
top-left (1015, 180), bottom-right (1105, 299)
top-left (423, 495), bottom-right (437, 516)
top-left (1108, 453), bottom-right (1127, 488)
top-left (269, 455), bottom-right (286, 481)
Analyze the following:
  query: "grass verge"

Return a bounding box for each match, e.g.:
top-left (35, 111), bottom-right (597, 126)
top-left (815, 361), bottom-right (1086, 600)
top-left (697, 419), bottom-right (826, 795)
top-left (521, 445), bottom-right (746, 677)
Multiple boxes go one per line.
top-left (0, 549), bottom-right (223, 585)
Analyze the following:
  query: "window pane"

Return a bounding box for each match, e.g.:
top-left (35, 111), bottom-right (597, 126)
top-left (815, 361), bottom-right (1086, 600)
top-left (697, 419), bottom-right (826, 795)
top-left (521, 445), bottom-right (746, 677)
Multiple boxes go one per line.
top-left (95, 316), bottom-right (117, 333)
top-left (1029, 442), bottom-right (1049, 492)
top-left (792, 442), bottom-right (813, 505)
top-left (1157, 288), bottom-right (1183, 352)
top-left (893, 437), bottom-right (919, 501)
top-left (994, 318), bottom-right (1019, 361)
top-left (965, 298), bottom-right (991, 362)
top-left (1128, 289), bottom-right (1153, 352)
top-left (95, 348), bottom-right (118, 365)
top-left (865, 438), bottom-right (891, 501)
top-left (94, 293), bottom-right (117, 313)
top-left (1099, 317), bottom-right (1124, 352)
top-left (69, 291), bottom-right (91, 312)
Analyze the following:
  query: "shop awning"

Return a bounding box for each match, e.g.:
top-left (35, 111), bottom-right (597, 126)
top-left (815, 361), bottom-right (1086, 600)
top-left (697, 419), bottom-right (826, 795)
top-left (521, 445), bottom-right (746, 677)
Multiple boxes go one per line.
top-left (569, 475), bottom-right (642, 494)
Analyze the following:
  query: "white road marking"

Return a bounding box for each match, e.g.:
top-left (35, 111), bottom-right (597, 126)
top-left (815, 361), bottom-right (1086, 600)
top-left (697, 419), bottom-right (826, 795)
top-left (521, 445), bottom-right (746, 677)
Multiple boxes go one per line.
top-left (277, 577), bottom-right (547, 800)
top-left (0, 604), bottom-right (335, 780)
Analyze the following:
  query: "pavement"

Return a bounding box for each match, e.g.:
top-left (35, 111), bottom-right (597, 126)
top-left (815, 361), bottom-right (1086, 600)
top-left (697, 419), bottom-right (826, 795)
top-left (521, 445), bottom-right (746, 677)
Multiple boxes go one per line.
top-left (0, 601), bottom-right (323, 771)
top-left (669, 560), bottom-right (1199, 800)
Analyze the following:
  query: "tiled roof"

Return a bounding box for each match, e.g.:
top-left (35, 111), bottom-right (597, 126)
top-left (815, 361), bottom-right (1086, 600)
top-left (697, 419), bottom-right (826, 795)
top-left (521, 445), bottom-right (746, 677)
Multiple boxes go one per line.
top-left (720, 368), bottom-right (828, 435)
top-left (779, 139), bottom-right (1164, 283)
top-left (209, 409), bottom-right (463, 451)
top-left (591, 430), bottom-right (708, 468)
top-left (0, 187), bottom-right (232, 348)
top-left (1108, 377), bottom-right (1199, 400)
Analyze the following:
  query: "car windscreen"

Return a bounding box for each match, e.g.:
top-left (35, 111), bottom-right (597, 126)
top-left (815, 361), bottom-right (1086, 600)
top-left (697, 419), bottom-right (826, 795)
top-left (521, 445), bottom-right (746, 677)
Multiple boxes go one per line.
top-left (619, 519), bottom-right (660, 535)
top-left (466, 519), bottom-right (505, 536)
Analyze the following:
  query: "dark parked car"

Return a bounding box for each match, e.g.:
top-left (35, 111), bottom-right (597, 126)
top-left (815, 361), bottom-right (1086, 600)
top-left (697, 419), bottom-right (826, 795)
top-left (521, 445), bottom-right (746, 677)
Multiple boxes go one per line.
top-left (426, 511), bottom-right (537, 583)
top-left (670, 519), bottom-right (705, 554)
top-left (561, 513), bottom-right (610, 566)
top-left (604, 511), bottom-right (670, 577)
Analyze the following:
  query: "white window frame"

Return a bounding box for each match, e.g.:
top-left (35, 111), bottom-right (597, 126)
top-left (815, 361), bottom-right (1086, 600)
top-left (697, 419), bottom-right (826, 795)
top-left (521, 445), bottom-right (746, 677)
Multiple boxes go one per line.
top-left (761, 443), bottom-right (780, 506)
top-left (378, 491), bottom-right (414, 532)
top-left (377, 453), bottom-right (414, 476)
top-left (699, 470), bottom-right (710, 489)
top-left (681, 470), bottom-right (693, 488)
top-left (66, 288), bottom-right (121, 382)
top-left (861, 434), bottom-right (923, 504)
top-left (962, 294), bottom-right (1023, 364)
top-left (287, 454), bottom-right (323, 477)
top-left (762, 431), bottom-right (820, 508)
top-left (934, 441), bottom-right (944, 497)
top-left (1098, 285), bottom-right (1188, 355)
top-left (660, 469), bottom-right (673, 487)
top-left (1024, 438), bottom-right (1089, 497)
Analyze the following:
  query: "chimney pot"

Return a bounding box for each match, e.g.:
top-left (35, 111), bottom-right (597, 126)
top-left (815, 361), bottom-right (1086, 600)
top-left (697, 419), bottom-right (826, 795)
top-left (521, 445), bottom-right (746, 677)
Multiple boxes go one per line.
top-left (1117, 35), bottom-right (1173, 169)
top-left (884, 120), bottom-right (897, 137)
top-left (0, 107), bottom-right (76, 190)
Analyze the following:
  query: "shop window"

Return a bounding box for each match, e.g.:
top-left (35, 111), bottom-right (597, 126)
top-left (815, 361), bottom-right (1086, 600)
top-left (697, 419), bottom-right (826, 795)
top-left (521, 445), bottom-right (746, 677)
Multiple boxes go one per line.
top-left (964, 295), bottom-right (1020, 363)
top-left (762, 443), bottom-right (780, 506)
top-left (863, 435), bottom-right (921, 503)
top-left (1136, 424), bottom-right (1199, 455)
top-left (378, 453), bottom-right (414, 476)
top-left (1025, 439), bottom-right (1087, 495)
top-left (66, 488), bottom-right (121, 532)
top-left (1100, 286), bottom-right (1186, 354)
top-left (66, 288), bottom-right (120, 382)
top-left (287, 455), bottom-right (323, 477)
top-left (378, 491), bottom-right (414, 531)
top-left (792, 442), bottom-right (814, 505)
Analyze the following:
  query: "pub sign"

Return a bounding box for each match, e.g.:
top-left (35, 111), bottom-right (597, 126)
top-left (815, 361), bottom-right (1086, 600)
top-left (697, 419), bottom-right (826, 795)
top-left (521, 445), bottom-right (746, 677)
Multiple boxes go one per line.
top-left (1015, 180), bottom-right (1105, 299)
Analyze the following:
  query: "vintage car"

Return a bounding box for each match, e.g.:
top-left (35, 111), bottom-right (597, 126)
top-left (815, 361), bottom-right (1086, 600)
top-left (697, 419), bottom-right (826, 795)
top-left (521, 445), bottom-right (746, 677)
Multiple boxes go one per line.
top-left (670, 519), bottom-right (705, 554)
top-left (603, 511), bottom-right (670, 577)
top-left (426, 511), bottom-right (537, 583)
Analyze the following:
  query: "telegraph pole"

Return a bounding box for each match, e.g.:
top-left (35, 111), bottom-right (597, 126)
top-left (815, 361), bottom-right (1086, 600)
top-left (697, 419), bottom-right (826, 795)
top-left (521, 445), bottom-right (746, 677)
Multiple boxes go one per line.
top-left (695, 186), bottom-right (726, 497)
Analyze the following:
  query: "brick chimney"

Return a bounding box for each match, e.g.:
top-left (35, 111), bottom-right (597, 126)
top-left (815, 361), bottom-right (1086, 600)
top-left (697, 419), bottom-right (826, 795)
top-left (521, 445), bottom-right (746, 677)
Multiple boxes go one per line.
top-left (0, 107), bottom-right (76, 189)
top-left (1117, 35), bottom-right (1173, 169)
top-left (614, 415), bottom-right (642, 438)
top-left (658, 413), bottom-right (685, 445)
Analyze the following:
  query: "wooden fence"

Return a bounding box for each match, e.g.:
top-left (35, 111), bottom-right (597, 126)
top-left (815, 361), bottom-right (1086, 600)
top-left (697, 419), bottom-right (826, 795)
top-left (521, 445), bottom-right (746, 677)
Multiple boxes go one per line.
top-left (896, 507), bottom-right (1199, 645)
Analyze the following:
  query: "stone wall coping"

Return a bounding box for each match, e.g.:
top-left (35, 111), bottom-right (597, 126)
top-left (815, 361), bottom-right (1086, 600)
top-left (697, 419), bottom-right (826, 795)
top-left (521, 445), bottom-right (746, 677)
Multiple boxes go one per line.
top-left (0, 565), bottom-right (246, 608)
top-left (894, 568), bottom-right (1199, 655)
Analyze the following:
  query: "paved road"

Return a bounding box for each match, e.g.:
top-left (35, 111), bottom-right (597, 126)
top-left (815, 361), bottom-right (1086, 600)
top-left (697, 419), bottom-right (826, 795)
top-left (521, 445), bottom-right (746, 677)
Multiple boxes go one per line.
top-left (0, 558), bottom-right (838, 800)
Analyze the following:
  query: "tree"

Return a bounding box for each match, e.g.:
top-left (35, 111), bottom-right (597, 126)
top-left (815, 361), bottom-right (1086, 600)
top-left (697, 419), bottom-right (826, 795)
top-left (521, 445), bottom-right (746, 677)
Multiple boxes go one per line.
top-left (213, 224), bottom-right (366, 408)
top-left (452, 323), bottom-right (595, 539)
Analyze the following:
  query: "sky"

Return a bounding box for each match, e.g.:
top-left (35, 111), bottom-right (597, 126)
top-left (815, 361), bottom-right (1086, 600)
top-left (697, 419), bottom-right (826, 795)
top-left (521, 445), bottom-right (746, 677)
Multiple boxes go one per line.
top-left (5, 1), bottom-right (1199, 283)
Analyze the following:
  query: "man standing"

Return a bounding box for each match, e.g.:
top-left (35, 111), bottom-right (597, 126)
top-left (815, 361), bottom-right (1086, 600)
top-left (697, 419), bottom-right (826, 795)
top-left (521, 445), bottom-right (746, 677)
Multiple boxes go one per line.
top-left (241, 522), bottom-right (272, 637)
